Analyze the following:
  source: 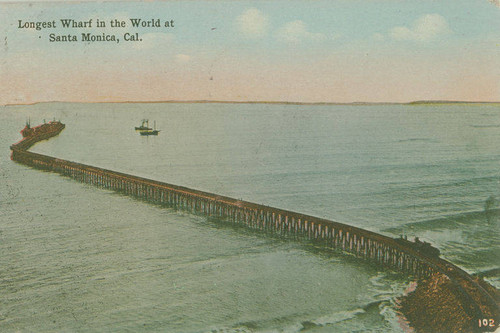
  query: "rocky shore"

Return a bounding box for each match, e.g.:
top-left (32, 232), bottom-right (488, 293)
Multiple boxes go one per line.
top-left (398, 273), bottom-right (499, 333)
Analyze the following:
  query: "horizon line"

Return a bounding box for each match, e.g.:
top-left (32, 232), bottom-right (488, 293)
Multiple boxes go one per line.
top-left (3, 99), bottom-right (500, 107)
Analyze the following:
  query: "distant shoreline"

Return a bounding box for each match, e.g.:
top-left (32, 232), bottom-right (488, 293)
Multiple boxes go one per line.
top-left (3, 100), bottom-right (500, 107)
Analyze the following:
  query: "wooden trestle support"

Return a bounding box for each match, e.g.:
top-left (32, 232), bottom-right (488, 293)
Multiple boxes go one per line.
top-left (10, 124), bottom-right (499, 332)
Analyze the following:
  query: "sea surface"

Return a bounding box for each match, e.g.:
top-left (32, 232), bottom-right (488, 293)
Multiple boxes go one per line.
top-left (0, 102), bottom-right (499, 332)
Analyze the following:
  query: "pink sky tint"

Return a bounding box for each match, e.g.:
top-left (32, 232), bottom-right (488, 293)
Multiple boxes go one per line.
top-left (1, 1), bottom-right (499, 105)
top-left (1, 39), bottom-right (499, 105)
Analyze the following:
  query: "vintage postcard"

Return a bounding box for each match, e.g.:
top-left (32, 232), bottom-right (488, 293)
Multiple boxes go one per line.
top-left (1, 1), bottom-right (499, 332)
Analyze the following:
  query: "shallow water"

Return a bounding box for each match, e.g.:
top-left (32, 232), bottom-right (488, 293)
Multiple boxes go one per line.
top-left (0, 102), bottom-right (498, 332)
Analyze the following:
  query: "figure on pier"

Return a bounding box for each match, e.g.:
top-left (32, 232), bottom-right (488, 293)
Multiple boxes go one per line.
top-left (395, 236), bottom-right (440, 258)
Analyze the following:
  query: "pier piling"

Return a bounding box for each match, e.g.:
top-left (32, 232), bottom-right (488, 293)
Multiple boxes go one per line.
top-left (9, 123), bottom-right (499, 331)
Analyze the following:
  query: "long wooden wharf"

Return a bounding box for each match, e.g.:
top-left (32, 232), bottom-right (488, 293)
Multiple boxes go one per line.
top-left (10, 122), bottom-right (499, 332)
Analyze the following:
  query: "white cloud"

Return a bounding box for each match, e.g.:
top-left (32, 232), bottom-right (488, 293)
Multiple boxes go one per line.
top-left (331, 32), bottom-right (343, 41)
top-left (175, 54), bottom-right (191, 63)
top-left (372, 33), bottom-right (385, 41)
top-left (390, 14), bottom-right (451, 42)
top-left (275, 20), bottom-right (325, 43)
top-left (236, 8), bottom-right (268, 38)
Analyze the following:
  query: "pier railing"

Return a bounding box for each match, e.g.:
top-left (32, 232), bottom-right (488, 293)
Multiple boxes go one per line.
top-left (10, 124), bottom-right (499, 329)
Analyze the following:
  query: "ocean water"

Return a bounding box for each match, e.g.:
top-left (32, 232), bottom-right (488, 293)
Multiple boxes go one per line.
top-left (0, 102), bottom-right (498, 332)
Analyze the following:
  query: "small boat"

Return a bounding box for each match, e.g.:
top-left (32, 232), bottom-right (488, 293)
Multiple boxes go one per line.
top-left (135, 119), bottom-right (152, 131)
top-left (139, 121), bottom-right (160, 136)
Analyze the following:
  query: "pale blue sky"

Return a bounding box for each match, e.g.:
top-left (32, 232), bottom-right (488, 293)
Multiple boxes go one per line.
top-left (1, 0), bottom-right (499, 104)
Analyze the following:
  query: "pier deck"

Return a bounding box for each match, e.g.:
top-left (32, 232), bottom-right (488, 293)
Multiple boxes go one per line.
top-left (10, 122), bottom-right (499, 332)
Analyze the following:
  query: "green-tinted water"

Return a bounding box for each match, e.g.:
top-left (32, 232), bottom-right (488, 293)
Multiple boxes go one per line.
top-left (1, 102), bottom-right (498, 332)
